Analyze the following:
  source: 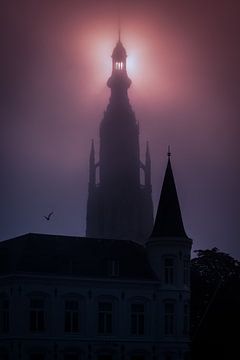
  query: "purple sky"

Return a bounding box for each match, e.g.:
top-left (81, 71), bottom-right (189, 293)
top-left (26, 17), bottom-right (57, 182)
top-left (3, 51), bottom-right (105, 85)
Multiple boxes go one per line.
top-left (1, 0), bottom-right (240, 258)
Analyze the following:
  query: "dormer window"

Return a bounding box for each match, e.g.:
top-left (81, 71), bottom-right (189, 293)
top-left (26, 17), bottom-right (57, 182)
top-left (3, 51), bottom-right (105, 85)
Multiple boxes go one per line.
top-left (115, 62), bottom-right (124, 70)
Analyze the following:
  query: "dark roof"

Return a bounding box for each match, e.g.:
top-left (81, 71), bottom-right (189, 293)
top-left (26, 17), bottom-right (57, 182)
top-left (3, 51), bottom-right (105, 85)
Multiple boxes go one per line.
top-left (151, 158), bottom-right (188, 238)
top-left (0, 233), bottom-right (156, 280)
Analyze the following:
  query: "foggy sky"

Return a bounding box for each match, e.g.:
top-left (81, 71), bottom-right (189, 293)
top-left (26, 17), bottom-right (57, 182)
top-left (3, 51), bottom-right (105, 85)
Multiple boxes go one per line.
top-left (1, 0), bottom-right (240, 258)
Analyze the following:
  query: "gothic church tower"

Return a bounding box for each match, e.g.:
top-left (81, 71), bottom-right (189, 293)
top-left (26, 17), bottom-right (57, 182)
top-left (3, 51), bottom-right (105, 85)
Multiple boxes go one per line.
top-left (86, 38), bottom-right (154, 241)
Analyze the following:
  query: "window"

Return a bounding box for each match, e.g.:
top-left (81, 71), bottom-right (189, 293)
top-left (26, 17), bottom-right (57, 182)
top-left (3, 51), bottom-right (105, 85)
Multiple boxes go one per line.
top-left (183, 303), bottom-right (190, 335)
top-left (164, 303), bottom-right (175, 335)
top-left (183, 259), bottom-right (190, 286)
top-left (164, 258), bottom-right (174, 285)
top-left (131, 303), bottom-right (145, 336)
top-left (29, 298), bottom-right (45, 332)
top-left (98, 302), bottom-right (112, 334)
top-left (65, 300), bottom-right (79, 333)
top-left (0, 298), bottom-right (9, 333)
top-left (115, 62), bottom-right (123, 70)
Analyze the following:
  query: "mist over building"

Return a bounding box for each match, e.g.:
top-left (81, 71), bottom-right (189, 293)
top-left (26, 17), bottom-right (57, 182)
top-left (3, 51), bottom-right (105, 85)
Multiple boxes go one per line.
top-left (0, 38), bottom-right (192, 360)
top-left (86, 38), bottom-right (153, 242)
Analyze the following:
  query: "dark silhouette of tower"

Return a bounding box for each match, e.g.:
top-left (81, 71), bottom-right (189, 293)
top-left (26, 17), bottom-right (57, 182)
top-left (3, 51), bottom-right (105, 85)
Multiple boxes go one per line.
top-left (86, 38), bottom-right (154, 241)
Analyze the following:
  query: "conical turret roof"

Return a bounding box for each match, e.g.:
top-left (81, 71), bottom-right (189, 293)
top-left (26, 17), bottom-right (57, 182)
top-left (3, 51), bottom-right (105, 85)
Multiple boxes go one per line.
top-left (151, 156), bottom-right (187, 238)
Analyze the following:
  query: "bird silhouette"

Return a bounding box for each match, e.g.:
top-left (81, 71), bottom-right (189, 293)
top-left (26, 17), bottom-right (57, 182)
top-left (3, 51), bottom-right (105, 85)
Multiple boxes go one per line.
top-left (43, 211), bottom-right (54, 221)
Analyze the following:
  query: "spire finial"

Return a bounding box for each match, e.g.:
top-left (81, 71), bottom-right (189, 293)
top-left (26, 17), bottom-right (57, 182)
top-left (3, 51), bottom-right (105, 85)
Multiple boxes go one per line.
top-left (167, 145), bottom-right (171, 158)
top-left (118, 11), bottom-right (121, 42)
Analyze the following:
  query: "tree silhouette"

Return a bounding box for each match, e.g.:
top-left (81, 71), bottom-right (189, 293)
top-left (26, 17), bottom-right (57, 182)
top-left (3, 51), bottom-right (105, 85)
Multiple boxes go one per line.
top-left (191, 248), bottom-right (240, 359)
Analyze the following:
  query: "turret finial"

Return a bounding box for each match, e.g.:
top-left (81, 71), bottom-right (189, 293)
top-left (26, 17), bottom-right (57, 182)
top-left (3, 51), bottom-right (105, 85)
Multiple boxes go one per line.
top-left (167, 145), bottom-right (171, 158)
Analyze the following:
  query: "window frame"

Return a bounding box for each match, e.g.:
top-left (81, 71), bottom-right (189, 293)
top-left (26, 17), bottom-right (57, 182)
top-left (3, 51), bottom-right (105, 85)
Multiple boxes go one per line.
top-left (163, 257), bottom-right (175, 285)
top-left (164, 301), bottom-right (176, 336)
top-left (130, 302), bottom-right (145, 336)
top-left (64, 299), bottom-right (80, 333)
top-left (29, 297), bottom-right (46, 332)
top-left (98, 301), bottom-right (113, 335)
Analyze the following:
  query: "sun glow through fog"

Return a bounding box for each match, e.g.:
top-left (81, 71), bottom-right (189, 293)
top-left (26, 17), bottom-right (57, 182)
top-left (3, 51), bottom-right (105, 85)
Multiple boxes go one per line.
top-left (76, 19), bottom-right (197, 108)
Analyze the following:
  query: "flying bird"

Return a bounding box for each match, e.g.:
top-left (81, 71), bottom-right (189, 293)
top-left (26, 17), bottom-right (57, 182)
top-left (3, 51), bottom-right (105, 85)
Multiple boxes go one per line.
top-left (44, 211), bottom-right (54, 221)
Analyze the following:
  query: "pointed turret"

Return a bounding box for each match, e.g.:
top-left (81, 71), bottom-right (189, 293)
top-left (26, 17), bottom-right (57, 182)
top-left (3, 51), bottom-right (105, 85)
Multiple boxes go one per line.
top-left (151, 152), bottom-right (187, 238)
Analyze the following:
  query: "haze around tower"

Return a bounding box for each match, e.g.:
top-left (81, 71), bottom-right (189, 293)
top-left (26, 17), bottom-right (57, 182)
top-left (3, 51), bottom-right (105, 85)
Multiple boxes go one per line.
top-left (1, 0), bottom-right (240, 258)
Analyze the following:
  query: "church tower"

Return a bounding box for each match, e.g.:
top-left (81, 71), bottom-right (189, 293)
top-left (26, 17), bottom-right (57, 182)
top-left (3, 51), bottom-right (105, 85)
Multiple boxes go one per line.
top-left (86, 38), bottom-right (154, 241)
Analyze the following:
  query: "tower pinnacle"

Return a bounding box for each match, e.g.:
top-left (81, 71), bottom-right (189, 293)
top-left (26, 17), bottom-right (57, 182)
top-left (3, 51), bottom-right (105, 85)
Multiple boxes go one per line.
top-left (118, 12), bottom-right (121, 42)
top-left (107, 38), bottom-right (131, 100)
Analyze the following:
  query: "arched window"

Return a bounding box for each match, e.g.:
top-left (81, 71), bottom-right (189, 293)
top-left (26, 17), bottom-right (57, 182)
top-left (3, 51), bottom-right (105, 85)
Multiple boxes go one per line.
top-left (96, 296), bottom-right (118, 335)
top-left (128, 296), bottom-right (149, 336)
top-left (27, 292), bottom-right (49, 333)
top-left (131, 303), bottom-right (145, 336)
top-left (29, 298), bottom-right (45, 332)
top-left (115, 61), bottom-right (124, 70)
top-left (98, 302), bottom-right (112, 334)
top-left (63, 294), bottom-right (85, 334)
top-left (65, 299), bottom-right (80, 333)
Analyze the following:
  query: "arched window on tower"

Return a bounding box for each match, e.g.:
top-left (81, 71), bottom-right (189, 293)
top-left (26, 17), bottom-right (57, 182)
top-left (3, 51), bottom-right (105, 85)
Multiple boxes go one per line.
top-left (115, 62), bottom-right (124, 70)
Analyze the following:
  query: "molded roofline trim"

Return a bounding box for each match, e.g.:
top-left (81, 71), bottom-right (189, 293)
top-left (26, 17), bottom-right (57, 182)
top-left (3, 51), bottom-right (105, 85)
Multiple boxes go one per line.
top-left (0, 273), bottom-right (161, 286)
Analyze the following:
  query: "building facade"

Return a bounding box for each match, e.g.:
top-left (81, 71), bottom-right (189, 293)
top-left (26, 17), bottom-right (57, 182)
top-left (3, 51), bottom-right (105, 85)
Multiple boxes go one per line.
top-left (86, 39), bottom-right (154, 242)
top-left (0, 156), bottom-right (192, 360)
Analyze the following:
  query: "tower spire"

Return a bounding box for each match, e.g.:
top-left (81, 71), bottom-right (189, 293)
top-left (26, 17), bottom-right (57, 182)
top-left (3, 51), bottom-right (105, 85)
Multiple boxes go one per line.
top-left (151, 153), bottom-right (187, 238)
top-left (118, 12), bottom-right (121, 42)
